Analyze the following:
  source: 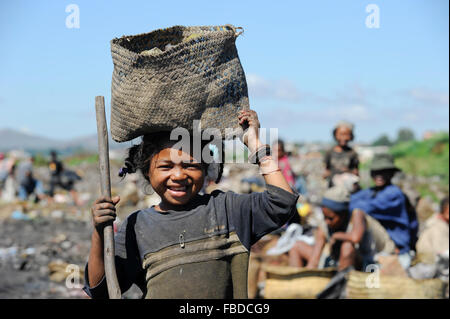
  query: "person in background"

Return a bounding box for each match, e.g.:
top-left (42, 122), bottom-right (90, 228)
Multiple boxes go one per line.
top-left (47, 150), bottom-right (82, 206)
top-left (350, 153), bottom-right (419, 269)
top-left (288, 186), bottom-right (395, 271)
top-left (1, 160), bottom-right (18, 202)
top-left (416, 196), bottom-right (449, 263)
top-left (16, 156), bottom-right (46, 202)
top-left (272, 139), bottom-right (296, 188)
top-left (0, 152), bottom-right (14, 197)
top-left (48, 150), bottom-right (64, 197)
top-left (323, 121), bottom-right (359, 187)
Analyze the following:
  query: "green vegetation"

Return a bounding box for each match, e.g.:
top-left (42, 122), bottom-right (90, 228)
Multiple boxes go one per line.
top-left (64, 153), bottom-right (99, 167)
top-left (390, 132), bottom-right (449, 185)
top-left (32, 153), bottom-right (50, 167)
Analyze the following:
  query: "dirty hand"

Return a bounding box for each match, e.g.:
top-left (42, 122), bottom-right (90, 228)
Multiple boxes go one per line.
top-left (329, 233), bottom-right (338, 247)
top-left (238, 109), bottom-right (261, 153)
top-left (91, 196), bottom-right (120, 230)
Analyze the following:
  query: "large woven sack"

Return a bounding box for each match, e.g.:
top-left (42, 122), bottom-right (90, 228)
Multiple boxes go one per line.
top-left (262, 265), bottom-right (337, 299)
top-left (345, 270), bottom-right (446, 299)
top-left (110, 25), bottom-right (249, 142)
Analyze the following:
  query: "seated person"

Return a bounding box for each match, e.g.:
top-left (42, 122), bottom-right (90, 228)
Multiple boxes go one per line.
top-left (416, 196), bottom-right (449, 263)
top-left (17, 156), bottom-right (46, 202)
top-left (350, 154), bottom-right (418, 269)
top-left (288, 186), bottom-right (395, 271)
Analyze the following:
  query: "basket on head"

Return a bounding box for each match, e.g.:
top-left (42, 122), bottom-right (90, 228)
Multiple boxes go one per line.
top-left (110, 25), bottom-right (249, 143)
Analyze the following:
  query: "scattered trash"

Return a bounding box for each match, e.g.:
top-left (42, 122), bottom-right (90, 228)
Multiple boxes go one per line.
top-left (0, 247), bottom-right (18, 261)
top-left (266, 224), bottom-right (314, 256)
top-left (11, 210), bottom-right (31, 221)
top-left (50, 210), bottom-right (64, 219)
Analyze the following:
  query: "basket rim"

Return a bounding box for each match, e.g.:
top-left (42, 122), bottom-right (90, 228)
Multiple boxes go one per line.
top-left (110, 25), bottom-right (240, 62)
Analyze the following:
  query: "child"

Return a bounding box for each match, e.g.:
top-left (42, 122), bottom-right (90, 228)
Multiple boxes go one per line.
top-left (349, 153), bottom-right (419, 269)
top-left (288, 186), bottom-right (394, 271)
top-left (323, 121), bottom-right (359, 187)
top-left (83, 110), bottom-right (299, 299)
top-left (272, 139), bottom-right (296, 188)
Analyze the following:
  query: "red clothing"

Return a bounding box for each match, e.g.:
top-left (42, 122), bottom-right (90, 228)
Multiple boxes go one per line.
top-left (278, 155), bottom-right (296, 187)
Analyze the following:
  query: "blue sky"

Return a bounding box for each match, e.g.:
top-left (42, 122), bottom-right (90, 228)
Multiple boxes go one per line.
top-left (1, 0), bottom-right (448, 144)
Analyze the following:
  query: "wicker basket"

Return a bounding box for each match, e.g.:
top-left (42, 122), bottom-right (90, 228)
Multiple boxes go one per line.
top-left (263, 265), bottom-right (337, 299)
top-left (110, 25), bottom-right (249, 142)
top-left (345, 270), bottom-right (446, 299)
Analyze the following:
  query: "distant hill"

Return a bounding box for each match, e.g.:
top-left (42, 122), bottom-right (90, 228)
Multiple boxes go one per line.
top-left (0, 128), bottom-right (137, 153)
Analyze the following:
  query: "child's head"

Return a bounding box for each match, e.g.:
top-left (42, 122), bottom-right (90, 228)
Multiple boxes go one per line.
top-left (272, 139), bottom-right (286, 159)
top-left (121, 132), bottom-right (223, 208)
top-left (333, 121), bottom-right (354, 147)
top-left (321, 186), bottom-right (350, 230)
top-left (50, 150), bottom-right (58, 160)
top-left (440, 196), bottom-right (449, 224)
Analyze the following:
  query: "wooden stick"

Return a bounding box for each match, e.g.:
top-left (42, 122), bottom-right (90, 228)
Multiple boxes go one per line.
top-left (95, 96), bottom-right (121, 299)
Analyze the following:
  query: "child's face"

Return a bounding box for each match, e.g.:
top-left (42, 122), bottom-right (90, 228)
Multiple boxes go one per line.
top-left (322, 207), bottom-right (343, 230)
top-left (335, 126), bottom-right (352, 147)
top-left (148, 147), bottom-right (205, 208)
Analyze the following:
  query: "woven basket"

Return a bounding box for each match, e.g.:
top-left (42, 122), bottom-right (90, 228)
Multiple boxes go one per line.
top-left (263, 265), bottom-right (337, 299)
top-left (345, 270), bottom-right (446, 299)
top-left (110, 25), bottom-right (249, 142)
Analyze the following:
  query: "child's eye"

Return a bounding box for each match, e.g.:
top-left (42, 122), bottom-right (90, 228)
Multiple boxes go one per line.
top-left (158, 165), bottom-right (173, 169)
top-left (184, 164), bottom-right (202, 170)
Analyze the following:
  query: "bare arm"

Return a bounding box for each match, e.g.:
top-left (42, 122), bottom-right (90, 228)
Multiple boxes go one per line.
top-left (238, 110), bottom-right (293, 194)
top-left (306, 227), bottom-right (327, 269)
top-left (330, 209), bottom-right (366, 245)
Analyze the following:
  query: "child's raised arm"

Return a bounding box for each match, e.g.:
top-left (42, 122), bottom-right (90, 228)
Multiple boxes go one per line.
top-left (238, 109), bottom-right (293, 194)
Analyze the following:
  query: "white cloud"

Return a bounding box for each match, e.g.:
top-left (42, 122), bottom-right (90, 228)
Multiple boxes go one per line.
top-left (325, 104), bottom-right (372, 122)
top-left (246, 73), bottom-right (301, 102)
top-left (405, 88), bottom-right (449, 107)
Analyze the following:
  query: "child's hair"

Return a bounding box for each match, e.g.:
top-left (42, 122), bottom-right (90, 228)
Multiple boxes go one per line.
top-left (273, 139), bottom-right (285, 152)
top-left (119, 131), bottom-right (224, 184)
top-left (440, 196), bottom-right (449, 214)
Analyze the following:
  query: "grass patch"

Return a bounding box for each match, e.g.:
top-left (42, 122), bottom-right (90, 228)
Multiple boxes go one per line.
top-left (64, 153), bottom-right (99, 167)
top-left (390, 132), bottom-right (449, 184)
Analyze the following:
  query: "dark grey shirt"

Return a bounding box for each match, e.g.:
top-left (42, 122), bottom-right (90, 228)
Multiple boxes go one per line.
top-left (83, 184), bottom-right (298, 299)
